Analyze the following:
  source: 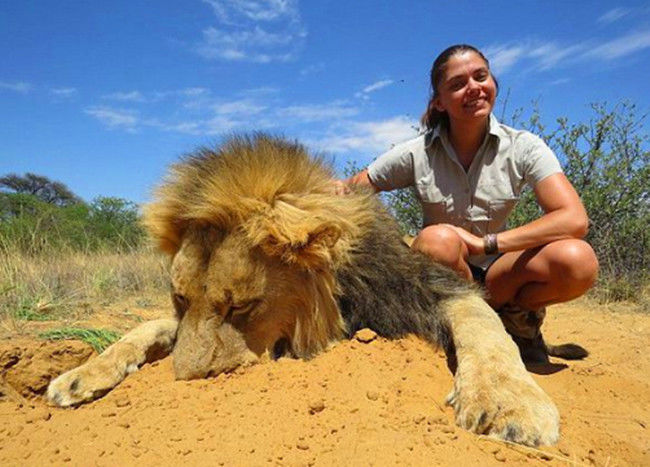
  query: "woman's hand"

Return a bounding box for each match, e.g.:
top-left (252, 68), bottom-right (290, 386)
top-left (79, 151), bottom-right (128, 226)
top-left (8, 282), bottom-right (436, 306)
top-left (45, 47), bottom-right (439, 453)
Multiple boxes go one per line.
top-left (442, 224), bottom-right (484, 256)
top-left (330, 179), bottom-right (351, 195)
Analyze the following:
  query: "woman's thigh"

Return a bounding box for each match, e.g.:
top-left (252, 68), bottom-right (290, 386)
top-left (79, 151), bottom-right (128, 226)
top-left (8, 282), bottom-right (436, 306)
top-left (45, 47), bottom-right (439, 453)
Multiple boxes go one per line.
top-left (484, 239), bottom-right (598, 309)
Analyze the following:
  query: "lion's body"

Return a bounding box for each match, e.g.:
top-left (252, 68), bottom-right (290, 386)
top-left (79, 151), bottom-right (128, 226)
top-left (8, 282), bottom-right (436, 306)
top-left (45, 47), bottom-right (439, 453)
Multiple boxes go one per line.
top-left (335, 205), bottom-right (475, 348)
top-left (48, 135), bottom-right (562, 447)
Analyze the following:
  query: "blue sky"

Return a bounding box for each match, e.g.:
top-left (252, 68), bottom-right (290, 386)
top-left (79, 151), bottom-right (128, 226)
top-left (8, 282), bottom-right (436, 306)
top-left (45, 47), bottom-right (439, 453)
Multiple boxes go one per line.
top-left (1, 0), bottom-right (649, 203)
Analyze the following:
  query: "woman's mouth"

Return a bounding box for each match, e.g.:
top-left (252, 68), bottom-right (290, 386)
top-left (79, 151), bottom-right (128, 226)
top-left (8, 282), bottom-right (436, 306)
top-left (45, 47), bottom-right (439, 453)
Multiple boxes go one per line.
top-left (464, 97), bottom-right (485, 108)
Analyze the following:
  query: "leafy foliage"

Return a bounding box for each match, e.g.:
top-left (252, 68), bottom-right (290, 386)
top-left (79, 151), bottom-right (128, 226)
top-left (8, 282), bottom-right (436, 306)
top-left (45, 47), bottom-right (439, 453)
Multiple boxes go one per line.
top-left (511, 101), bottom-right (649, 293)
top-left (0, 173), bottom-right (82, 206)
top-left (0, 193), bottom-right (145, 254)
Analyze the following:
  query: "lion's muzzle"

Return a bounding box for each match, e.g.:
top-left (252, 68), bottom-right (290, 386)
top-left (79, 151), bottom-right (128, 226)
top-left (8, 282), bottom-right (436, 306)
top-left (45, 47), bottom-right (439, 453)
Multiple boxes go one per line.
top-left (172, 318), bottom-right (258, 380)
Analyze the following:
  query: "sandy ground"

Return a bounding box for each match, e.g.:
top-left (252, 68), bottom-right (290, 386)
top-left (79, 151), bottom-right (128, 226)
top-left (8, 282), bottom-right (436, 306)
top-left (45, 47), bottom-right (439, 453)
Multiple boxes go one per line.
top-left (0, 299), bottom-right (648, 466)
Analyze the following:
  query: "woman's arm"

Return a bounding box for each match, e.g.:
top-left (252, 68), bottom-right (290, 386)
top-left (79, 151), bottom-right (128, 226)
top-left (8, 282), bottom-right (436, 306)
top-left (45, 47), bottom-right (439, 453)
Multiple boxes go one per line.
top-left (332, 168), bottom-right (381, 195)
top-left (448, 173), bottom-right (588, 255)
top-left (497, 173), bottom-right (588, 251)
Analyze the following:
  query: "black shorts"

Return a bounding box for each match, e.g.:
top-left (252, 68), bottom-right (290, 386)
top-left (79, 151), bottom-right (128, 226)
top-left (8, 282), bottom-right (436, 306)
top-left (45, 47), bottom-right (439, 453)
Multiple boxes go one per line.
top-left (468, 254), bottom-right (503, 284)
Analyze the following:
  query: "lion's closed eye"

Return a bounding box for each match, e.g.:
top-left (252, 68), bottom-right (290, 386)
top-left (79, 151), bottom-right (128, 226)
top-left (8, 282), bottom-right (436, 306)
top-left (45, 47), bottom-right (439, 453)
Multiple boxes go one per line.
top-left (173, 293), bottom-right (190, 317)
top-left (227, 299), bottom-right (261, 319)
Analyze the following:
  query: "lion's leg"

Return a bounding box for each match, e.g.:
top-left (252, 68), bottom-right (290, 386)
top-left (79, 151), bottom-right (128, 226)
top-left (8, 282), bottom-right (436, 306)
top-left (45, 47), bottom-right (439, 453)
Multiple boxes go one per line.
top-left (442, 294), bottom-right (560, 446)
top-left (47, 319), bottom-right (177, 407)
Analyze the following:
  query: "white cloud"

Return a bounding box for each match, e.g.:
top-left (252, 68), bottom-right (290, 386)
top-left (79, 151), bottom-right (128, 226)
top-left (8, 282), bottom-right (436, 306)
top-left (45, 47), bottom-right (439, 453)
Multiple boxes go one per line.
top-left (276, 101), bottom-right (359, 122)
top-left (103, 90), bottom-right (146, 102)
top-left (85, 106), bottom-right (139, 132)
top-left (50, 87), bottom-right (77, 97)
top-left (584, 29), bottom-right (650, 60)
top-left (212, 99), bottom-right (267, 115)
top-left (311, 116), bottom-right (418, 154)
top-left (179, 87), bottom-right (210, 97)
top-left (300, 63), bottom-right (324, 76)
top-left (529, 43), bottom-right (586, 70)
top-left (196, 0), bottom-right (306, 63)
top-left (483, 45), bottom-right (524, 74)
top-left (0, 81), bottom-right (31, 93)
top-left (355, 79), bottom-right (394, 99)
top-left (598, 7), bottom-right (630, 24)
top-left (203, 0), bottom-right (299, 23)
top-left (362, 79), bottom-right (394, 94)
top-left (485, 28), bottom-right (650, 75)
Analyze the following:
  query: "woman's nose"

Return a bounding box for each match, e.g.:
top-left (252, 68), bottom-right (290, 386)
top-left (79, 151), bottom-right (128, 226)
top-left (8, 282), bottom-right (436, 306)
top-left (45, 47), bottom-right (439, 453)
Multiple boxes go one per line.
top-left (467, 78), bottom-right (481, 92)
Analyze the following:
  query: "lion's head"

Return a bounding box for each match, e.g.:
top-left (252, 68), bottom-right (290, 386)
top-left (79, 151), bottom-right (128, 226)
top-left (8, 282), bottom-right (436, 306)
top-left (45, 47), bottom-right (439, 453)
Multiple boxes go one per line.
top-left (143, 135), bottom-right (375, 380)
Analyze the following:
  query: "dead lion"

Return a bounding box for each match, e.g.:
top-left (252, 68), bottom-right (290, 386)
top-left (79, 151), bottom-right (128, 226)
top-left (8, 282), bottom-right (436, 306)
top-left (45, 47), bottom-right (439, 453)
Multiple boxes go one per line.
top-left (48, 134), bottom-right (560, 446)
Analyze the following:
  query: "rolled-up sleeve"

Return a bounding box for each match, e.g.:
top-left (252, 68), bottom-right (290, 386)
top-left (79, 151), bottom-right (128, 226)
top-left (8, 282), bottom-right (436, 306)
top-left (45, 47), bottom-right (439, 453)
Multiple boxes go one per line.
top-left (517, 133), bottom-right (563, 187)
top-left (367, 143), bottom-right (415, 191)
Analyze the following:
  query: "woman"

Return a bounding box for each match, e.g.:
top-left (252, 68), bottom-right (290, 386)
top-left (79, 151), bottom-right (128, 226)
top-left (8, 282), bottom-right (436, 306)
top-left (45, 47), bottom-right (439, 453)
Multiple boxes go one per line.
top-left (339, 44), bottom-right (599, 363)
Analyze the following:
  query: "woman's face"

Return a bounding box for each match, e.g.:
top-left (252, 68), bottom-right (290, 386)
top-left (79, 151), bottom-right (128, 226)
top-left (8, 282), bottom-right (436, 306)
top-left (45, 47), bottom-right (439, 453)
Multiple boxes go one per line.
top-left (434, 51), bottom-right (497, 124)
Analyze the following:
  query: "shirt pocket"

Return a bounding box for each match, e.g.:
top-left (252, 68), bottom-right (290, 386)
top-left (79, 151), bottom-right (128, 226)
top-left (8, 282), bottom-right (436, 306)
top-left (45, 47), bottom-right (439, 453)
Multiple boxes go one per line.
top-left (421, 197), bottom-right (454, 227)
top-left (487, 198), bottom-right (519, 232)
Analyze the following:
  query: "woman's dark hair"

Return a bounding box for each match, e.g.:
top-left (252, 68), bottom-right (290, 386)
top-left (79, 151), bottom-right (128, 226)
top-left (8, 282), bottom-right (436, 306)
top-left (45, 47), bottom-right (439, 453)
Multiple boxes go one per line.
top-left (420, 44), bottom-right (499, 131)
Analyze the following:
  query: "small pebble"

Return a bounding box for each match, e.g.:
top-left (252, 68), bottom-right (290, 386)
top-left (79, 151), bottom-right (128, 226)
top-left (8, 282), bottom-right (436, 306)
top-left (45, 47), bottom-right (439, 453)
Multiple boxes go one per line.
top-left (354, 328), bottom-right (377, 343)
top-left (308, 400), bottom-right (325, 414)
top-left (366, 390), bottom-right (379, 401)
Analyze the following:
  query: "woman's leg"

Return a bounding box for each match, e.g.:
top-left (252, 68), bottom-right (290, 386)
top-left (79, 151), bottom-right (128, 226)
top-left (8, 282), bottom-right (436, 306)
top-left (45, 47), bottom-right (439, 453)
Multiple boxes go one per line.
top-left (411, 224), bottom-right (472, 280)
top-left (484, 239), bottom-right (599, 310)
top-left (484, 239), bottom-right (598, 362)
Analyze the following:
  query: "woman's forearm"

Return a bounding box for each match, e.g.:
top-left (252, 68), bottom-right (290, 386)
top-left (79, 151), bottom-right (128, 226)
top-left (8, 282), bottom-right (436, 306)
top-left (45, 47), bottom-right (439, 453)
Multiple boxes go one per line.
top-left (495, 206), bottom-right (588, 253)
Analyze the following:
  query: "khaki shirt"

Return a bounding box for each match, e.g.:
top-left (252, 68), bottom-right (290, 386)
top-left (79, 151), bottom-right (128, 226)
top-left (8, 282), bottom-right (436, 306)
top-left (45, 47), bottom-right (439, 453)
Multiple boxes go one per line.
top-left (367, 114), bottom-right (563, 267)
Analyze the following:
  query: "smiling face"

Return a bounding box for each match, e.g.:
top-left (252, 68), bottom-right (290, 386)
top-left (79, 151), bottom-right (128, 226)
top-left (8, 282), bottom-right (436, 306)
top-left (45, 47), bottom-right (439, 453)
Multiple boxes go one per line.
top-left (433, 51), bottom-right (497, 125)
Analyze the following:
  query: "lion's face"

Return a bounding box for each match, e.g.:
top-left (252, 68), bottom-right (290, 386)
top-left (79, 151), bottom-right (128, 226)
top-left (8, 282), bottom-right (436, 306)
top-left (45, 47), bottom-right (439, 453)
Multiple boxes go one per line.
top-left (169, 223), bottom-right (344, 380)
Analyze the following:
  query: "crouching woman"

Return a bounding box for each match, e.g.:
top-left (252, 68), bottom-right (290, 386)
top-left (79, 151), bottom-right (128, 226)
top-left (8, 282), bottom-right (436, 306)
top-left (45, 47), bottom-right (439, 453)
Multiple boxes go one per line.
top-left (338, 44), bottom-right (599, 362)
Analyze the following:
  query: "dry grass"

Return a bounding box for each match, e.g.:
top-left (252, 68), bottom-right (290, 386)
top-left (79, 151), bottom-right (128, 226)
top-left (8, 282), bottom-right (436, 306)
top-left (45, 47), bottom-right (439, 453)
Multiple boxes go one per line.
top-left (0, 246), bottom-right (169, 329)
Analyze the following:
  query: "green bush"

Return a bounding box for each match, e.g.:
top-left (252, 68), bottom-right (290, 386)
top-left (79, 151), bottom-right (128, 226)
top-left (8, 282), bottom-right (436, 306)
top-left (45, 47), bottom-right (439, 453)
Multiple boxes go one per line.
top-left (510, 102), bottom-right (648, 291)
top-left (0, 193), bottom-right (145, 254)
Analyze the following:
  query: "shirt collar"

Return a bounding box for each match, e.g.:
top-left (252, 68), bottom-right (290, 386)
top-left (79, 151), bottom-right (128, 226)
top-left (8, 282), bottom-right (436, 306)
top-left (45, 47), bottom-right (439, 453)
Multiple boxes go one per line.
top-left (424, 113), bottom-right (504, 148)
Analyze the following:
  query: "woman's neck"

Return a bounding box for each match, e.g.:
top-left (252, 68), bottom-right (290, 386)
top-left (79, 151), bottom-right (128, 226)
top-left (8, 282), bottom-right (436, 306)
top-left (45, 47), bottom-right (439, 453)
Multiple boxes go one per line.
top-left (447, 117), bottom-right (489, 170)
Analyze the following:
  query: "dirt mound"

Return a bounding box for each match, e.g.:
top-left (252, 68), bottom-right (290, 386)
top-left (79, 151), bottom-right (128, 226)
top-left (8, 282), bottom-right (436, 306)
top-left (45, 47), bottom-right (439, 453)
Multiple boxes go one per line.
top-left (1, 340), bottom-right (94, 400)
top-left (0, 301), bottom-right (648, 465)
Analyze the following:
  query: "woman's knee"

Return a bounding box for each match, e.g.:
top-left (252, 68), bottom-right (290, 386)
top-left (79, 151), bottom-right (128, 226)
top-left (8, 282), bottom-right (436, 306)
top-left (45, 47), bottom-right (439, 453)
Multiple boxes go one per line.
top-left (551, 240), bottom-right (599, 290)
top-left (411, 225), bottom-right (465, 265)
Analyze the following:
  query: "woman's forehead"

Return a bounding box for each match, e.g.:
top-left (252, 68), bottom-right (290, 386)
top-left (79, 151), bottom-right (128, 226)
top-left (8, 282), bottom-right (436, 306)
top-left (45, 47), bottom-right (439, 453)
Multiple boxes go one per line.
top-left (443, 51), bottom-right (488, 80)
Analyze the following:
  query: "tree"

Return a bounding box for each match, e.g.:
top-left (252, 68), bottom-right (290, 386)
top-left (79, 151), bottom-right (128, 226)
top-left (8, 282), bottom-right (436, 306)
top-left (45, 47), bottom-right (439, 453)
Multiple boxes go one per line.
top-left (0, 173), bottom-right (83, 206)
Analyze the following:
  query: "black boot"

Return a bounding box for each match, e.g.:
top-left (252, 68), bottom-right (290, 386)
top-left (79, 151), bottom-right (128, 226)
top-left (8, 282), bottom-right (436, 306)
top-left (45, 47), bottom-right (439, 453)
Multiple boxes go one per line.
top-left (497, 304), bottom-right (588, 364)
top-left (497, 305), bottom-right (550, 364)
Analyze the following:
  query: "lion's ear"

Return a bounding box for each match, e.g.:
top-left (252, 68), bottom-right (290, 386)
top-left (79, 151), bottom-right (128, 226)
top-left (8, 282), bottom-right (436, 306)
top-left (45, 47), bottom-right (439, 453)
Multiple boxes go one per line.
top-left (247, 201), bottom-right (342, 269)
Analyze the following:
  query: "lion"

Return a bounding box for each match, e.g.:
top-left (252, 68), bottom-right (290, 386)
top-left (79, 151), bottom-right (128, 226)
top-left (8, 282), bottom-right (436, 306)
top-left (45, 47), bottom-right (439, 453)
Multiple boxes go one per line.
top-left (47, 134), bottom-right (560, 446)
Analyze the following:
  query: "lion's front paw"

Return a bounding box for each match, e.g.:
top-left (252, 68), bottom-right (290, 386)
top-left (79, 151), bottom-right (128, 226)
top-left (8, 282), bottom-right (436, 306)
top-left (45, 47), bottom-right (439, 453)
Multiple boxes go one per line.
top-left (47, 359), bottom-right (136, 407)
top-left (446, 367), bottom-right (559, 446)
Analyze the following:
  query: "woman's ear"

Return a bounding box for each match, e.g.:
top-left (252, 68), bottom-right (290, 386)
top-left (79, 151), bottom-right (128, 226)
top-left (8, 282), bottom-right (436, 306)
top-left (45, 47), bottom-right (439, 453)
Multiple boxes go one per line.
top-left (433, 96), bottom-right (445, 113)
